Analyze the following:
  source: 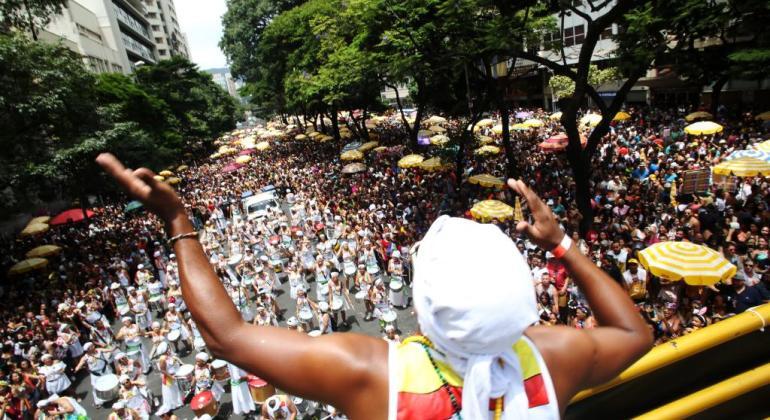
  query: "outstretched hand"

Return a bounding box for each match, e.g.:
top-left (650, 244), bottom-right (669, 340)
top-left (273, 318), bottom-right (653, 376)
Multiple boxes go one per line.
top-left (96, 153), bottom-right (185, 224)
top-left (507, 179), bottom-right (564, 251)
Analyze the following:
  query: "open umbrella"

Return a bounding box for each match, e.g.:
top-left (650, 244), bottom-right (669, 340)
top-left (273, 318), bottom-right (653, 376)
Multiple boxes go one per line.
top-left (357, 141), bottom-right (379, 152)
top-left (429, 125), bottom-right (447, 133)
top-left (8, 258), bottom-right (49, 276)
top-left (549, 111), bottom-right (562, 120)
top-left (750, 140), bottom-right (770, 153)
top-left (154, 175), bottom-right (165, 182)
top-left (477, 118), bottom-right (496, 127)
top-left (712, 156), bottom-right (770, 177)
top-left (256, 141), bottom-right (270, 151)
top-left (511, 123), bottom-right (531, 131)
top-left (342, 141), bottom-right (363, 152)
top-left (492, 125), bottom-right (504, 134)
top-left (470, 200), bottom-right (514, 222)
top-left (468, 174), bottom-right (505, 188)
top-left (166, 177), bottom-right (182, 185)
top-left (124, 200), bottom-right (143, 213)
top-left (613, 111), bottom-right (631, 121)
top-left (295, 134), bottom-right (308, 141)
top-left (523, 119), bottom-right (544, 128)
top-left (318, 135), bottom-right (334, 142)
top-left (20, 223), bottom-right (49, 237)
top-left (341, 150), bottom-right (364, 161)
top-left (419, 157), bottom-right (450, 172)
top-left (342, 162), bottom-right (366, 174)
top-left (222, 163), bottom-right (245, 173)
top-left (430, 135), bottom-right (450, 146)
top-left (684, 121), bottom-right (723, 136)
top-left (638, 242), bottom-right (736, 286)
top-left (159, 170), bottom-right (173, 177)
top-left (474, 145), bottom-right (501, 156)
top-left (50, 209), bottom-right (94, 225)
top-left (580, 113), bottom-right (602, 127)
top-left (685, 111), bottom-right (713, 122)
top-left (755, 111), bottom-right (770, 121)
top-left (26, 245), bottom-right (62, 258)
top-left (398, 154), bottom-right (425, 168)
top-left (236, 155), bottom-right (252, 164)
top-left (177, 165), bottom-right (189, 171)
top-left (373, 146), bottom-right (388, 153)
top-left (515, 111), bottom-right (533, 119)
top-left (425, 116), bottom-right (447, 125)
top-left (29, 216), bottom-right (50, 225)
top-left (477, 135), bottom-right (495, 145)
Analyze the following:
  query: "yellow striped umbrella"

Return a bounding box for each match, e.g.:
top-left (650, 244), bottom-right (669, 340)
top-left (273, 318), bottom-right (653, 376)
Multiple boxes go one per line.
top-left (419, 157), bottom-right (449, 172)
top-left (342, 162), bottom-right (366, 174)
top-left (685, 111), bottom-right (713, 122)
top-left (491, 125), bottom-right (503, 134)
top-left (295, 134), bottom-right (308, 141)
top-left (373, 146), bottom-right (388, 153)
top-left (474, 145), bottom-right (501, 156)
top-left (470, 200), bottom-right (514, 222)
top-left (613, 111), bottom-right (631, 121)
top-left (580, 113), bottom-right (602, 127)
top-left (638, 242), bottom-right (736, 286)
top-left (357, 141), bottom-right (379, 152)
top-left (29, 216), bottom-right (50, 225)
top-left (153, 175), bottom-right (165, 182)
top-left (166, 177), bottom-right (182, 185)
top-left (159, 170), bottom-right (173, 177)
top-left (26, 245), bottom-right (62, 258)
top-left (256, 141), bottom-right (271, 151)
top-left (750, 140), bottom-right (770, 153)
top-left (177, 165), bottom-right (189, 171)
top-left (511, 123), bottom-right (531, 131)
top-left (712, 157), bottom-right (770, 177)
top-left (468, 174), bottom-right (505, 188)
top-left (549, 111), bottom-right (562, 120)
top-left (430, 135), bottom-right (450, 146)
top-left (318, 135), bottom-right (334, 143)
top-left (8, 258), bottom-right (49, 276)
top-left (429, 125), bottom-right (447, 133)
top-left (236, 155), bottom-right (252, 164)
top-left (755, 111), bottom-right (770, 121)
top-left (398, 154), bottom-right (425, 168)
top-left (210, 152), bottom-right (221, 159)
top-left (425, 116), bottom-right (447, 125)
top-left (477, 118), bottom-right (496, 127)
top-left (684, 121), bottom-right (723, 136)
top-left (341, 150), bottom-right (364, 161)
top-left (523, 118), bottom-right (544, 128)
top-left (477, 135), bottom-right (494, 145)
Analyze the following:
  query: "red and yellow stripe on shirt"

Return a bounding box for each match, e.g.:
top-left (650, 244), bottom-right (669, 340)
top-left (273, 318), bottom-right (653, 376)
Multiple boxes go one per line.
top-left (396, 337), bottom-right (549, 420)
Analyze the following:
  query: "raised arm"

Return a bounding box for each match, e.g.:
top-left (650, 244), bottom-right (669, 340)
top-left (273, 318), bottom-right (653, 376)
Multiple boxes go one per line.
top-left (96, 154), bottom-right (388, 417)
top-left (509, 179), bottom-right (653, 410)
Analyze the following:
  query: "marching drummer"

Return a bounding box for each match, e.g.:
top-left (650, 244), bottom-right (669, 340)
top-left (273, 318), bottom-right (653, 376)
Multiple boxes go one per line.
top-left (382, 325), bottom-right (401, 344)
top-left (317, 303), bottom-right (334, 335)
top-left (387, 250), bottom-right (404, 282)
top-left (252, 306), bottom-right (278, 327)
top-left (155, 342), bottom-right (184, 412)
top-left (294, 289), bottom-right (318, 331)
top-left (327, 272), bottom-right (351, 327)
top-left (115, 317), bottom-right (150, 374)
top-left (260, 394), bottom-right (298, 420)
top-left (146, 276), bottom-right (165, 315)
top-left (286, 262), bottom-right (307, 300)
top-left (127, 287), bottom-right (153, 332)
top-left (134, 264), bottom-right (152, 287)
top-left (37, 354), bottom-right (71, 397)
top-left (163, 303), bottom-right (193, 352)
top-left (228, 280), bottom-right (254, 322)
top-left (155, 405), bottom-right (179, 420)
top-left (118, 374), bottom-right (151, 419)
top-left (107, 400), bottom-right (141, 420)
top-left (35, 396), bottom-right (88, 419)
top-left (227, 361), bottom-right (256, 416)
top-left (286, 317), bottom-right (305, 333)
top-left (192, 353), bottom-right (224, 401)
top-left (74, 342), bottom-right (114, 407)
top-left (88, 318), bottom-right (116, 349)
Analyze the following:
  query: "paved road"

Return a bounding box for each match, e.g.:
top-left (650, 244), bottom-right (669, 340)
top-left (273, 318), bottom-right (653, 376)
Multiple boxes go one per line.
top-left (75, 270), bottom-right (417, 419)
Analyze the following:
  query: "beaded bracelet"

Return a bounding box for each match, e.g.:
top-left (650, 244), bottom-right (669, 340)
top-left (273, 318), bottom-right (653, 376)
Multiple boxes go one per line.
top-left (167, 231), bottom-right (198, 246)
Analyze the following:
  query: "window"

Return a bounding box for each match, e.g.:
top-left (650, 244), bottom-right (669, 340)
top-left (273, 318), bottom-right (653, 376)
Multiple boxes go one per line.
top-left (600, 26), bottom-right (613, 40)
top-left (564, 24), bottom-right (584, 47)
top-left (543, 30), bottom-right (561, 50)
top-left (152, 25), bottom-right (160, 31)
top-left (155, 37), bottom-right (163, 43)
top-left (159, 49), bottom-right (167, 55)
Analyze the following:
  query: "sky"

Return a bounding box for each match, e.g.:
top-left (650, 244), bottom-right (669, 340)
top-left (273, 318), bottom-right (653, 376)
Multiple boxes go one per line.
top-left (174, 0), bottom-right (229, 70)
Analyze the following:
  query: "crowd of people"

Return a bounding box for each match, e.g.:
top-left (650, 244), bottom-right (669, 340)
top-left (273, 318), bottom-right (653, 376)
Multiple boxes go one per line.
top-left (1, 104), bottom-right (768, 419)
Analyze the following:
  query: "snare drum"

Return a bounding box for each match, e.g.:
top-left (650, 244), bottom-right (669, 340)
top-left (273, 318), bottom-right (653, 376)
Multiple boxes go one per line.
top-left (191, 390), bottom-right (219, 417)
top-left (175, 364), bottom-right (194, 396)
top-left (343, 261), bottom-right (356, 275)
top-left (211, 359), bottom-right (230, 382)
top-left (299, 307), bottom-right (314, 322)
top-left (246, 375), bottom-right (275, 403)
top-left (167, 329), bottom-right (180, 343)
top-left (354, 290), bottom-right (367, 300)
top-left (227, 253), bottom-right (243, 267)
top-left (389, 279), bottom-right (406, 308)
top-left (94, 374), bottom-right (119, 402)
top-left (308, 330), bottom-right (322, 337)
top-left (331, 296), bottom-right (344, 312)
top-left (380, 309), bottom-right (397, 331)
top-left (118, 305), bottom-right (131, 316)
top-left (193, 336), bottom-right (206, 351)
top-left (148, 295), bottom-right (163, 312)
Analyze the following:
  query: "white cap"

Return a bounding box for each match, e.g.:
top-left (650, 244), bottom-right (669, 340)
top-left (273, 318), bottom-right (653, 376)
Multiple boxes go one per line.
top-left (195, 352), bottom-right (209, 362)
top-left (170, 254), bottom-right (176, 259)
top-left (151, 321), bottom-right (160, 329)
top-left (260, 255), bottom-right (268, 262)
top-left (138, 264), bottom-right (144, 269)
top-left (119, 374), bottom-right (130, 383)
top-left (121, 316), bottom-right (132, 323)
top-left (36, 398), bottom-right (51, 408)
top-left (168, 302), bottom-right (176, 308)
top-left (318, 302), bottom-right (329, 312)
top-left (392, 250), bottom-right (401, 258)
top-left (156, 342), bottom-right (168, 355)
top-left (110, 282), bottom-right (120, 290)
top-left (287, 317), bottom-right (298, 327)
top-left (112, 401), bottom-right (126, 410)
top-left (83, 342), bottom-right (94, 351)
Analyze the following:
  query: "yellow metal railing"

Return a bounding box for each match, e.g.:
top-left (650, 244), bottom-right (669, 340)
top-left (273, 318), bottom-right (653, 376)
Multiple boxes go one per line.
top-left (571, 303), bottom-right (770, 403)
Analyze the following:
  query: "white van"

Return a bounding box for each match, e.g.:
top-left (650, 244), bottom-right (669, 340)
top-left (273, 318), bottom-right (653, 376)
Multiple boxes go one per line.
top-left (242, 192), bottom-right (281, 221)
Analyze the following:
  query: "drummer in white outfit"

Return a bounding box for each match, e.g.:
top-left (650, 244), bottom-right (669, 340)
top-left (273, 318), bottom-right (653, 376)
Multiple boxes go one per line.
top-left (314, 256), bottom-right (330, 302)
top-left (229, 279), bottom-right (254, 322)
top-left (317, 302), bottom-right (334, 335)
top-left (193, 352), bottom-right (224, 401)
top-left (74, 342), bottom-right (114, 407)
top-left (156, 342), bottom-right (184, 412)
top-left (295, 289), bottom-right (318, 331)
top-left (36, 396), bottom-right (88, 419)
top-left (227, 361), bottom-right (256, 415)
top-left (38, 354), bottom-right (72, 396)
top-left (328, 272), bottom-right (351, 326)
top-left (115, 317), bottom-right (150, 374)
top-left (164, 304), bottom-right (193, 350)
top-left (147, 277), bottom-right (166, 314)
top-left (128, 287), bottom-right (153, 331)
top-left (286, 263), bottom-right (307, 300)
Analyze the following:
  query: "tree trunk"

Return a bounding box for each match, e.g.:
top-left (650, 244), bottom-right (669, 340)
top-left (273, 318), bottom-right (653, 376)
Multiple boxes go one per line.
top-left (280, 114), bottom-right (289, 125)
top-left (319, 113), bottom-right (327, 133)
top-left (498, 104), bottom-right (517, 178)
top-left (410, 104), bottom-right (424, 149)
top-left (330, 108), bottom-right (340, 141)
top-left (710, 75), bottom-right (729, 117)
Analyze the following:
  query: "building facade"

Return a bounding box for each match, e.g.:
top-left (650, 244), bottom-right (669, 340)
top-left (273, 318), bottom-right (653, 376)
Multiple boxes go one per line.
top-left (206, 67), bottom-right (243, 99)
top-left (39, 0), bottom-right (189, 74)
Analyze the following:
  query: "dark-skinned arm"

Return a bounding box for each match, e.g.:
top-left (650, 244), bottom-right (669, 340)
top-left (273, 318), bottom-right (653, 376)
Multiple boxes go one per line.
top-left (96, 154), bottom-right (389, 418)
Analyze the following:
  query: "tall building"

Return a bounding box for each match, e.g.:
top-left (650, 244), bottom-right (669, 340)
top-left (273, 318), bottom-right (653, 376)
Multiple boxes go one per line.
top-left (39, 0), bottom-right (189, 74)
top-left (206, 67), bottom-right (243, 99)
top-left (142, 0), bottom-right (190, 60)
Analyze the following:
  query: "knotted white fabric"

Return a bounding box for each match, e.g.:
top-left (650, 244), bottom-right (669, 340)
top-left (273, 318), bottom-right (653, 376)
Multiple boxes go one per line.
top-left (413, 216), bottom-right (538, 419)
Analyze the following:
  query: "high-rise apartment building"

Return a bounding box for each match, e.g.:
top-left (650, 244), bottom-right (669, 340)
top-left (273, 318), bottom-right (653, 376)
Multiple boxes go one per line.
top-left (142, 0), bottom-right (190, 60)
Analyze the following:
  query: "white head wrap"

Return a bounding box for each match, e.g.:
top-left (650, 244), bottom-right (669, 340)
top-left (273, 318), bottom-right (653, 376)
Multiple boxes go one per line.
top-left (413, 216), bottom-right (538, 420)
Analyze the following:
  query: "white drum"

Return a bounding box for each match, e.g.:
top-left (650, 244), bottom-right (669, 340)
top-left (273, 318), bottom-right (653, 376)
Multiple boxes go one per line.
top-left (343, 261), bottom-right (356, 276)
top-left (175, 364), bottom-right (194, 396)
top-left (380, 309), bottom-right (398, 331)
top-left (389, 280), bottom-right (406, 308)
top-left (118, 305), bottom-right (131, 316)
top-left (298, 307), bottom-right (314, 322)
top-left (331, 296), bottom-right (344, 312)
top-left (308, 330), bottom-right (322, 337)
top-left (94, 374), bottom-right (119, 402)
top-left (148, 296), bottom-right (163, 312)
top-left (354, 290), bottom-right (366, 300)
top-left (193, 336), bottom-right (207, 351)
top-left (227, 253), bottom-right (243, 267)
top-left (167, 330), bottom-right (180, 343)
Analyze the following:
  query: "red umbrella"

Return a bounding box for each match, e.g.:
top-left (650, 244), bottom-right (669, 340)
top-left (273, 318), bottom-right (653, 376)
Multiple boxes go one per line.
top-left (221, 163), bottom-right (244, 173)
top-left (50, 209), bottom-right (94, 225)
top-left (538, 134), bottom-right (587, 152)
top-left (238, 149), bottom-right (255, 155)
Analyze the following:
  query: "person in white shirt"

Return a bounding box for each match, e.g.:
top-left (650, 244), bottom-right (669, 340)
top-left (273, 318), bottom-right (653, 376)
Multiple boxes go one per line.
top-left (622, 258), bottom-right (648, 301)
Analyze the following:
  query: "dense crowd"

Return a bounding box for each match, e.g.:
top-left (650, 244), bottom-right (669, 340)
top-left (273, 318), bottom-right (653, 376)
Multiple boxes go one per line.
top-left (1, 105), bottom-right (769, 419)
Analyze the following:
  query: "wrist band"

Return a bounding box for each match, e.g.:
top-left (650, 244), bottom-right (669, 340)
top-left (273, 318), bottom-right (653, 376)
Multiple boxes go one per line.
top-left (168, 231), bottom-right (198, 246)
top-left (551, 234), bottom-right (572, 259)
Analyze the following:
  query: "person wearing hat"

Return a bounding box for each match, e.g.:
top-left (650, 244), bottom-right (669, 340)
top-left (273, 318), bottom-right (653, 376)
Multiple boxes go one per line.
top-left (317, 302), bottom-right (334, 335)
top-left (37, 354), bottom-right (71, 397)
top-left (261, 394), bottom-right (298, 420)
top-left (35, 395), bottom-right (87, 419)
top-left (99, 155), bottom-right (652, 419)
top-left (192, 352), bottom-right (223, 401)
top-left (74, 342), bottom-right (113, 407)
top-left (383, 325), bottom-right (401, 344)
top-left (227, 358), bottom-right (256, 416)
top-left (118, 373), bottom-right (152, 419)
top-left (115, 316), bottom-right (150, 374)
top-left (622, 258), bottom-right (648, 301)
top-left (156, 342), bottom-right (184, 412)
top-left (107, 400), bottom-right (140, 420)
top-left (164, 303), bottom-right (193, 352)
top-left (155, 404), bottom-right (179, 420)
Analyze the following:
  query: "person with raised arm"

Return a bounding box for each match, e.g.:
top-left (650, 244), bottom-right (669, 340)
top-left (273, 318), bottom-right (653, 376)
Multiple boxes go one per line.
top-left (97, 153), bottom-right (652, 419)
